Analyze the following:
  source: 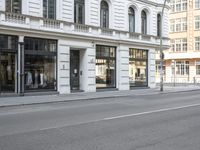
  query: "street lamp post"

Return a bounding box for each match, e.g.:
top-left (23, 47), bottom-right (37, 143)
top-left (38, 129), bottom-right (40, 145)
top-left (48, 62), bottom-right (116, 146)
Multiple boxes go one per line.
top-left (160, 0), bottom-right (168, 92)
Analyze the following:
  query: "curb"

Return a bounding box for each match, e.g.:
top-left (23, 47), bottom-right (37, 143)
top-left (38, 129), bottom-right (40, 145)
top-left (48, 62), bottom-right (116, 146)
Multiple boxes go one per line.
top-left (0, 89), bottom-right (199, 108)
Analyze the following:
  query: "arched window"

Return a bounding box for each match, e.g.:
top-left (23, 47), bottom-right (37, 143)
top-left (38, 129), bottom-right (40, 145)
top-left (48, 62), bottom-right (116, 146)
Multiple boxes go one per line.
top-left (157, 14), bottom-right (161, 37)
top-left (141, 10), bottom-right (147, 34)
top-left (100, 0), bottom-right (109, 28)
top-left (129, 7), bottom-right (135, 32)
top-left (74, 0), bottom-right (85, 24)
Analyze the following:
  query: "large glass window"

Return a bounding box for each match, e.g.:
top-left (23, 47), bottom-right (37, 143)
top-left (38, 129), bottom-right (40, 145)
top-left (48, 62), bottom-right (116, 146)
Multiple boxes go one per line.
top-left (100, 0), bottom-right (109, 28)
top-left (43, 0), bottom-right (56, 19)
top-left (129, 7), bottom-right (135, 33)
top-left (24, 37), bottom-right (57, 91)
top-left (129, 49), bottom-right (148, 87)
top-left (0, 35), bottom-right (18, 94)
top-left (74, 0), bottom-right (85, 24)
top-left (141, 10), bottom-right (147, 34)
top-left (96, 45), bottom-right (116, 88)
top-left (6, 0), bottom-right (21, 14)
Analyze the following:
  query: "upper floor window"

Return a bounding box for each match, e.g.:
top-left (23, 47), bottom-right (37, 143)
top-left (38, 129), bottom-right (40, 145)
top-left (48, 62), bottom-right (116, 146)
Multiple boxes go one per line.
top-left (74, 0), bottom-right (85, 24)
top-left (129, 7), bottom-right (135, 32)
top-left (170, 0), bottom-right (187, 13)
top-left (195, 0), bottom-right (200, 9)
top-left (157, 14), bottom-right (161, 37)
top-left (171, 38), bottom-right (187, 52)
top-left (6, 0), bottom-right (21, 14)
top-left (100, 0), bottom-right (109, 28)
top-left (195, 37), bottom-right (200, 51)
top-left (170, 17), bottom-right (187, 32)
top-left (141, 10), bottom-right (147, 34)
top-left (43, 0), bottom-right (56, 19)
top-left (195, 16), bottom-right (200, 30)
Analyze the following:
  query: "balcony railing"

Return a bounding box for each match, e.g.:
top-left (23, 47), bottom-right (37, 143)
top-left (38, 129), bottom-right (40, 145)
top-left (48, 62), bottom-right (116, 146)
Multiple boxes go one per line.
top-left (5, 12), bottom-right (26, 24)
top-left (101, 28), bottom-right (113, 36)
top-left (43, 19), bottom-right (61, 29)
top-left (74, 24), bottom-right (89, 33)
top-left (0, 11), bottom-right (169, 47)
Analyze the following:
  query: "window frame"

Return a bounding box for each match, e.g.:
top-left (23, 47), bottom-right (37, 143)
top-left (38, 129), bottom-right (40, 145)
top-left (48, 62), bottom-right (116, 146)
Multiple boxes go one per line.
top-left (141, 10), bottom-right (147, 34)
top-left (43, 0), bottom-right (56, 20)
top-left (100, 0), bottom-right (109, 29)
top-left (74, 0), bottom-right (85, 24)
top-left (6, 0), bottom-right (22, 14)
top-left (129, 7), bottom-right (135, 33)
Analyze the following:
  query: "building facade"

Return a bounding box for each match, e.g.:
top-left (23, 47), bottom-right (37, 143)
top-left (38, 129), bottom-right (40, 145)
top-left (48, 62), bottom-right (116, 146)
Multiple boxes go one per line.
top-left (156, 0), bottom-right (200, 85)
top-left (0, 0), bottom-right (169, 96)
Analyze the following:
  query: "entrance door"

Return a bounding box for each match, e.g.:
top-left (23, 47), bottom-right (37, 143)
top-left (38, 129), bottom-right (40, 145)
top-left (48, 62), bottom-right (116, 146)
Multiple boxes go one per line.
top-left (0, 52), bottom-right (16, 93)
top-left (70, 50), bottom-right (80, 90)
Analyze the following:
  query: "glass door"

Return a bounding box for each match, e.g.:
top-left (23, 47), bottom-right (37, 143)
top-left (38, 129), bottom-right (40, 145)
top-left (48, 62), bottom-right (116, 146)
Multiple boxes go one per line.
top-left (70, 50), bottom-right (80, 90)
top-left (0, 52), bottom-right (16, 93)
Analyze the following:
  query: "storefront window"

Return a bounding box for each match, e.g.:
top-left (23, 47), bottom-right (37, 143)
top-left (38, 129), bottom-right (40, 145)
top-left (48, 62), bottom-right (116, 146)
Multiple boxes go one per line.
top-left (96, 45), bottom-right (116, 88)
top-left (0, 53), bottom-right (16, 93)
top-left (24, 37), bottom-right (57, 91)
top-left (0, 35), bottom-right (18, 94)
top-left (129, 49), bottom-right (148, 87)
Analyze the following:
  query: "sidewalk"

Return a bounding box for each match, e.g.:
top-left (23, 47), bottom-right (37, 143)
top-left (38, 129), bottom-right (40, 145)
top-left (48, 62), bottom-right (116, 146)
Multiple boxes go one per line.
top-left (0, 86), bottom-right (199, 108)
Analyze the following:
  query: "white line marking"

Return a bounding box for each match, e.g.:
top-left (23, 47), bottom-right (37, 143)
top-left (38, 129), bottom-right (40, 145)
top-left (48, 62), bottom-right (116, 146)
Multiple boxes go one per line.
top-left (103, 103), bottom-right (200, 121)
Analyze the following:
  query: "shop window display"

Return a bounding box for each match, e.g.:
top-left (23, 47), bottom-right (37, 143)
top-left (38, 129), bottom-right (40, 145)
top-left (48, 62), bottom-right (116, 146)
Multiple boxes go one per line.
top-left (129, 49), bottom-right (148, 87)
top-left (24, 37), bottom-right (57, 91)
top-left (0, 35), bottom-right (18, 94)
top-left (96, 45), bottom-right (116, 88)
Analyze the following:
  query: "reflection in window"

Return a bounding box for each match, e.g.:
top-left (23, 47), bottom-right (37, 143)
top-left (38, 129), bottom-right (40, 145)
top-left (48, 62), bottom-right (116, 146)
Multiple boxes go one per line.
top-left (74, 0), bottom-right (85, 24)
top-left (0, 35), bottom-right (18, 50)
top-left (129, 49), bottom-right (148, 87)
top-left (141, 10), bottom-right (147, 34)
top-left (24, 38), bottom-right (57, 52)
top-left (96, 45), bottom-right (116, 88)
top-left (100, 0), bottom-right (109, 28)
top-left (43, 0), bottom-right (56, 19)
top-left (129, 7), bottom-right (135, 32)
top-left (24, 37), bottom-right (57, 91)
top-left (0, 53), bottom-right (16, 93)
top-left (6, 0), bottom-right (21, 14)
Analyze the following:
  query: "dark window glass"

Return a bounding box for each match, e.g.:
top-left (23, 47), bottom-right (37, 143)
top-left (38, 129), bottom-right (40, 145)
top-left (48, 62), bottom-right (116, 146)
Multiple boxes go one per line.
top-left (100, 1), bottom-right (109, 28)
top-left (24, 37), bottom-right (57, 91)
top-left (0, 53), bottom-right (16, 93)
top-left (0, 35), bottom-right (18, 50)
top-left (24, 38), bottom-right (57, 52)
top-left (43, 0), bottom-right (56, 19)
top-left (129, 49), bottom-right (148, 87)
top-left (74, 0), bottom-right (85, 24)
top-left (141, 10), bottom-right (147, 34)
top-left (24, 55), bottom-right (57, 91)
top-left (129, 7), bottom-right (135, 32)
top-left (96, 45), bottom-right (116, 88)
top-left (6, 0), bottom-right (22, 14)
top-left (157, 14), bottom-right (161, 37)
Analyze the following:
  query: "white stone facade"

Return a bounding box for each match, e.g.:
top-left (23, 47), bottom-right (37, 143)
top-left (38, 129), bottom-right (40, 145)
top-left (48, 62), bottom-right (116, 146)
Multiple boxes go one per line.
top-left (0, 0), bottom-right (169, 95)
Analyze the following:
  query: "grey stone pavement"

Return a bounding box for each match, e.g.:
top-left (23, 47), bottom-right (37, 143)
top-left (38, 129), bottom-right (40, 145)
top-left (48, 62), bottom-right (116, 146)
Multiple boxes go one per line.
top-left (0, 85), bottom-right (199, 108)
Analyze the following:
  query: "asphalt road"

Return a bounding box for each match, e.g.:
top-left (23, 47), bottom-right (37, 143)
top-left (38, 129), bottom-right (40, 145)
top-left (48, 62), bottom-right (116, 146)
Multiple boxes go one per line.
top-left (0, 91), bottom-right (200, 150)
